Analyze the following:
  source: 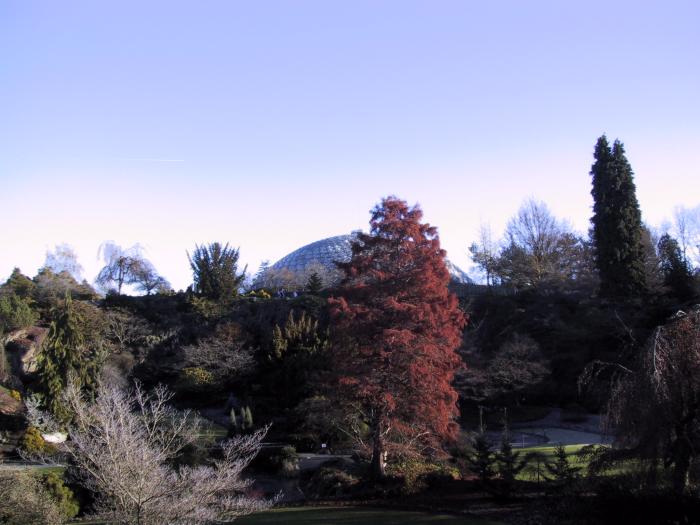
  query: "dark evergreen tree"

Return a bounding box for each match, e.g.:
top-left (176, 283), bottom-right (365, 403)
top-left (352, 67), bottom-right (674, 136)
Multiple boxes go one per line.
top-left (305, 271), bottom-right (323, 294)
top-left (187, 242), bottom-right (247, 301)
top-left (35, 295), bottom-right (105, 421)
top-left (2, 267), bottom-right (36, 299)
top-left (545, 444), bottom-right (581, 490)
top-left (641, 225), bottom-right (664, 295)
top-left (495, 413), bottom-right (527, 497)
top-left (590, 136), bottom-right (647, 297)
top-left (468, 431), bottom-right (496, 487)
top-left (658, 233), bottom-right (696, 301)
top-left (268, 310), bottom-right (328, 409)
top-left (35, 296), bottom-right (83, 421)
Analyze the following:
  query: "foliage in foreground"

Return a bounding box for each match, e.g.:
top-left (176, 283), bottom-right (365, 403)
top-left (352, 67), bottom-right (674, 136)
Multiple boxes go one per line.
top-left (0, 470), bottom-right (63, 525)
top-left (47, 381), bottom-right (273, 525)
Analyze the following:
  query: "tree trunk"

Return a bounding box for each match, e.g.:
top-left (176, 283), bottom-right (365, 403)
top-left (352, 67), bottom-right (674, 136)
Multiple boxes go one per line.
top-left (371, 414), bottom-right (386, 479)
top-left (672, 445), bottom-right (691, 495)
top-left (371, 439), bottom-right (386, 479)
top-left (672, 427), bottom-right (692, 495)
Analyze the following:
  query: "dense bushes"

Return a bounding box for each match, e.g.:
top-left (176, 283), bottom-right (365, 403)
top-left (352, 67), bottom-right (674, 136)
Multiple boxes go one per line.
top-left (0, 471), bottom-right (63, 524)
top-left (41, 472), bottom-right (80, 521)
top-left (302, 466), bottom-right (360, 499)
top-left (0, 293), bottom-right (38, 334)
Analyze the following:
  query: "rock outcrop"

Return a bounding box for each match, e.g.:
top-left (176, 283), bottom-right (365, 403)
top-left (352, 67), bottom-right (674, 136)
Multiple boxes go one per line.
top-left (4, 327), bottom-right (48, 378)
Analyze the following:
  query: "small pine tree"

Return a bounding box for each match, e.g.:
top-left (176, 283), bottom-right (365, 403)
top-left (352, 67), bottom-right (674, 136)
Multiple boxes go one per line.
top-left (239, 407), bottom-right (247, 430)
top-left (495, 413), bottom-right (526, 498)
top-left (466, 410), bottom-right (496, 487)
top-left (545, 444), bottom-right (581, 490)
top-left (306, 271), bottom-right (323, 294)
top-left (468, 432), bottom-right (495, 486)
top-left (243, 406), bottom-right (254, 430)
top-left (238, 406), bottom-right (254, 432)
top-left (524, 450), bottom-right (547, 485)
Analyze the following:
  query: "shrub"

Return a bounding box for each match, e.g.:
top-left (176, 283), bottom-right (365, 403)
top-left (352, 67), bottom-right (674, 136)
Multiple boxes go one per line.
top-left (303, 466), bottom-right (359, 499)
top-left (0, 471), bottom-right (62, 524)
top-left (20, 426), bottom-right (56, 456)
top-left (179, 366), bottom-right (214, 391)
top-left (273, 445), bottom-right (300, 477)
top-left (188, 296), bottom-right (227, 319)
top-left (0, 293), bottom-right (38, 333)
top-left (41, 472), bottom-right (80, 520)
top-left (390, 459), bottom-right (458, 494)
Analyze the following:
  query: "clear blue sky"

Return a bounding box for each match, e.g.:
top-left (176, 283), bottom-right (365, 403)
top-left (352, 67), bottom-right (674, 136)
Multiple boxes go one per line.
top-left (2, 0), bottom-right (699, 290)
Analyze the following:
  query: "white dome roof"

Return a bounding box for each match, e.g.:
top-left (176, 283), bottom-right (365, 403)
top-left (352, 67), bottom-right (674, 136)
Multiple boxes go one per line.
top-left (258, 233), bottom-right (472, 288)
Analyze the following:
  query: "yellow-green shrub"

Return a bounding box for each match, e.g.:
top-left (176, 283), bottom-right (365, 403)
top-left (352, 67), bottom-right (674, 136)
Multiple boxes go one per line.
top-left (20, 426), bottom-right (57, 456)
top-left (42, 472), bottom-right (79, 520)
top-left (389, 459), bottom-right (459, 494)
top-left (180, 367), bottom-right (214, 391)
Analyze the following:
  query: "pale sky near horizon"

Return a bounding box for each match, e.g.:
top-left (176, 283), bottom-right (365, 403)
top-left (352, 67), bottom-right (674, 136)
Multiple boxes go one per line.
top-left (2, 1), bottom-right (699, 290)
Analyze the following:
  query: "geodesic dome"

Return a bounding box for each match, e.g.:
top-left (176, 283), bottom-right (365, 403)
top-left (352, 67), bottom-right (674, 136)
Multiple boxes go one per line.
top-left (255, 232), bottom-right (472, 290)
top-left (270, 234), bottom-right (356, 275)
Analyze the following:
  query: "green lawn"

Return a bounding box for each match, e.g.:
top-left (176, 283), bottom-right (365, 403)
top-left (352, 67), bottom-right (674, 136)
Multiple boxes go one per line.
top-left (515, 444), bottom-right (589, 481)
top-left (520, 444), bottom-right (588, 458)
top-left (237, 507), bottom-right (500, 525)
top-left (515, 444), bottom-right (636, 479)
top-left (196, 419), bottom-right (228, 444)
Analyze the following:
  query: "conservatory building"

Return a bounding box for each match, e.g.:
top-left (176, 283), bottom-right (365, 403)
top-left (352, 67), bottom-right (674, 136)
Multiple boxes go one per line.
top-left (254, 232), bottom-right (472, 290)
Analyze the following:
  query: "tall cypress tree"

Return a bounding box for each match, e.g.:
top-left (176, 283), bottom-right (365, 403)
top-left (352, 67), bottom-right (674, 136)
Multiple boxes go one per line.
top-left (590, 136), bottom-right (647, 297)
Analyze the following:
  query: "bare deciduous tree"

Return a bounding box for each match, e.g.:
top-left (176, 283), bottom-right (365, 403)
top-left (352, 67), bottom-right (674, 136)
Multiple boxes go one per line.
top-left (44, 243), bottom-right (84, 281)
top-left (672, 205), bottom-right (700, 268)
top-left (61, 381), bottom-right (272, 524)
top-left (95, 242), bottom-right (145, 294)
top-left (470, 199), bottom-right (594, 290)
top-left (132, 260), bottom-right (171, 295)
top-left (105, 309), bottom-right (151, 350)
top-left (501, 199), bottom-right (584, 287)
top-left (456, 333), bottom-right (550, 404)
top-left (96, 242), bottom-right (169, 296)
top-left (181, 324), bottom-right (255, 385)
top-left (469, 223), bottom-right (500, 287)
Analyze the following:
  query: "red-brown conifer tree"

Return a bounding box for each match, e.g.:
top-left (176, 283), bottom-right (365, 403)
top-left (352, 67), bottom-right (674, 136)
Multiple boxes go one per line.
top-left (329, 196), bottom-right (466, 478)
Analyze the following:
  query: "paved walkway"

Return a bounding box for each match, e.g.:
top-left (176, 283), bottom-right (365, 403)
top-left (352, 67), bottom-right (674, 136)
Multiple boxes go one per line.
top-left (485, 408), bottom-right (613, 448)
top-left (0, 460), bottom-right (62, 471)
